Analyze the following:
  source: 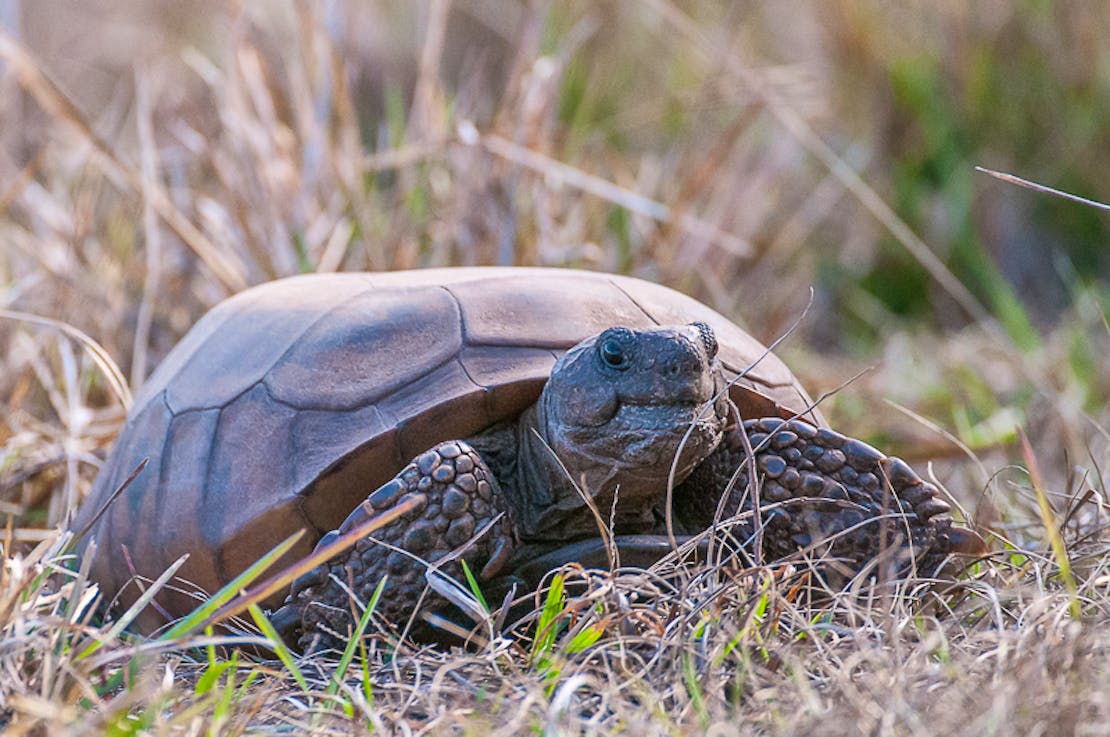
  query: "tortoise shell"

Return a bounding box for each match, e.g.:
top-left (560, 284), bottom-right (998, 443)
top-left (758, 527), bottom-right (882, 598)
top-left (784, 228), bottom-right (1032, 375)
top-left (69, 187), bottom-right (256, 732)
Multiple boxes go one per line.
top-left (76, 267), bottom-right (821, 618)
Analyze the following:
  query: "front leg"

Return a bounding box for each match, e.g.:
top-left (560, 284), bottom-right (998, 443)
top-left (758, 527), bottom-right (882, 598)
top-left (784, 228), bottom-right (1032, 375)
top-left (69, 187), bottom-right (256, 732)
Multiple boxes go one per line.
top-left (276, 441), bottom-right (515, 651)
top-left (672, 418), bottom-right (977, 578)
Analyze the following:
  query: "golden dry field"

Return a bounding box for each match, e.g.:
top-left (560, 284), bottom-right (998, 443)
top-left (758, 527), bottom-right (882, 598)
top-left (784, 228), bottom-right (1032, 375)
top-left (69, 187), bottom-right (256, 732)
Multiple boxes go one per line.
top-left (1, 2), bottom-right (1109, 735)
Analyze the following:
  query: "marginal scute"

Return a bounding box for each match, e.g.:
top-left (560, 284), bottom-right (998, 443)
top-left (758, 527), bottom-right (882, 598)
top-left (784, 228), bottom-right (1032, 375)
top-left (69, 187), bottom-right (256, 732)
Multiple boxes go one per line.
top-left (208, 385), bottom-right (309, 578)
top-left (147, 407), bottom-right (221, 612)
top-left (302, 430), bottom-right (400, 532)
top-left (457, 345), bottom-right (552, 419)
top-left (206, 385), bottom-right (297, 546)
top-left (108, 397), bottom-right (174, 566)
top-left (289, 402), bottom-right (389, 495)
top-left (219, 501), bottom-right (315, 589)
top-left (383, 360), bottom-right (489, 462)
top-left (95, 397), bottom-right (176, 631)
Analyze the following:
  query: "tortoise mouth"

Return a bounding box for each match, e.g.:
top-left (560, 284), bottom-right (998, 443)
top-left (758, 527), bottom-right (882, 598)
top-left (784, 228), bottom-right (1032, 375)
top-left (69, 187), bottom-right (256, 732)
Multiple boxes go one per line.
top-left (610, 399), bottom-right (717, 430)
top-left (595, 401), bottom-right (725, 472)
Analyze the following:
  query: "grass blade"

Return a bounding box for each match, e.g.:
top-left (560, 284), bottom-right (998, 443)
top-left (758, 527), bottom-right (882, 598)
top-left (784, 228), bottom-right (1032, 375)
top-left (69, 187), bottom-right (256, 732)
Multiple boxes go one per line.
top-left (327, 577), bottom-right (387, 697)
top-left (159, 530), bottom-right (305, 641)
top-left (76, 554), bottom-right (188, 660)
top-left (247, 603), bottom-right (308, 692)
top-left (1019, 427), bottom-right (1080, 619)
top-left (530, 573), bottom-right (565, 665)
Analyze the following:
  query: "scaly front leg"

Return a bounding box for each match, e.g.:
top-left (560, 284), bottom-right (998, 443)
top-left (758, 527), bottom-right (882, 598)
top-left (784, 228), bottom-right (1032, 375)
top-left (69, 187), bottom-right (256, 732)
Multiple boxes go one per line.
top-left (671, 418), bottom-right (983, 578)
top-left (275, 441), bottom-right (515, 651)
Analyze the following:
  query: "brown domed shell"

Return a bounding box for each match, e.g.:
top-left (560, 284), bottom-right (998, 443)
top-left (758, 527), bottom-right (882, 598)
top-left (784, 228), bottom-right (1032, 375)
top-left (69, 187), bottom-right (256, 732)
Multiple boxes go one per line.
top-left (76, 268), bottom-right (821, 622)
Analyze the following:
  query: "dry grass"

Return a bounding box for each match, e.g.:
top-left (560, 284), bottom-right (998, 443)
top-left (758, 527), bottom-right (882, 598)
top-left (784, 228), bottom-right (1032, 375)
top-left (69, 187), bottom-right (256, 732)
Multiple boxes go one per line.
top-left (2, 2), bottom-right (1110, 735)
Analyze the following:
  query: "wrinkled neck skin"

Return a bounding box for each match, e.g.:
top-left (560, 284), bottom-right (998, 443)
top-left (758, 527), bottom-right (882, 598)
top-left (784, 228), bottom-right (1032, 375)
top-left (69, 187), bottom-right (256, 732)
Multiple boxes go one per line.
top-left (510, 391), bottom-right (720, 541)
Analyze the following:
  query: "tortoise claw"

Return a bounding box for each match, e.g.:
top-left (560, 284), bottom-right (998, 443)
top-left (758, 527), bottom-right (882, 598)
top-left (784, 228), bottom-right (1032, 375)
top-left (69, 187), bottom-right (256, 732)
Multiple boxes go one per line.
top-left (268, 602), bottom-right (304, 645)
top-left (947, 525), bottom-right (988, 556)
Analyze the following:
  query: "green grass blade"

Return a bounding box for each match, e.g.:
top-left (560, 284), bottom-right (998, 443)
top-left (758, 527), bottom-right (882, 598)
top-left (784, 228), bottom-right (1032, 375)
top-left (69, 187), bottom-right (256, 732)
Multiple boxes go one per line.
top-left (160, 530), bottom-right (304, 641)
top-left (682, 653), bottom-right (709, 729)
top-left (195, 659), bottom-right (235, 697)
top-left (531, 573), bottom-right (565, 664)
top-left (563, 621), bottom-right (605, 654)
top-left (327, 576), bottom-right (387, 697)
top-left (248, 602), bottom-right (308, 692)
top-left (1020, 428), bottom-right (1081, 619)
top-left (459, 559), bottom-right (490, 613)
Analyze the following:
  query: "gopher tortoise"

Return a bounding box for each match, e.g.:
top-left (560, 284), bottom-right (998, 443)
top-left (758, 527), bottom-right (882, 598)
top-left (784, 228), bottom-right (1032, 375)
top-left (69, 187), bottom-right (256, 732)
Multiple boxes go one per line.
top-left (75, 268), bottom-right (981, 647)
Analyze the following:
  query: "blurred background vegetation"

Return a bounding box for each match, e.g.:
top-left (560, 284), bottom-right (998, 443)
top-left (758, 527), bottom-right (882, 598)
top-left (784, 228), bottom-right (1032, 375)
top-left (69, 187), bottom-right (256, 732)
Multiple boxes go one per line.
top-left (1, 1), bottom-right (1108, 531)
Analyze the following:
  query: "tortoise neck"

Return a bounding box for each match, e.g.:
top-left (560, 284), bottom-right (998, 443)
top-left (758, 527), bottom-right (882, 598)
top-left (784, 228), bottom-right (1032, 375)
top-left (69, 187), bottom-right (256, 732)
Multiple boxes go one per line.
top-left (511, 394), bottom-right (661, 541)
top-left (509, 401), bottom-right (596, 541)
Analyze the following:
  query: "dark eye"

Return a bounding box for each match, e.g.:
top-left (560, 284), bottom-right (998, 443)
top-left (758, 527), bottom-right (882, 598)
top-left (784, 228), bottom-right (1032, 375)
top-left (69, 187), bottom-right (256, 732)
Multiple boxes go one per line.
top-left (599, 338), bottom-right (628, 369)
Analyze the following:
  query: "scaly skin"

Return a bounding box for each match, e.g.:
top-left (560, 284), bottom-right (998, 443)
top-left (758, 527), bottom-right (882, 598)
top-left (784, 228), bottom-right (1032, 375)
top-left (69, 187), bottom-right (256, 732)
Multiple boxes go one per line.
top-left (286, 441), bottom-right (514, 650)
top-left (274, 324), bottom-right (980, 651)
top-left (672, 418), bottom-right (960, 579)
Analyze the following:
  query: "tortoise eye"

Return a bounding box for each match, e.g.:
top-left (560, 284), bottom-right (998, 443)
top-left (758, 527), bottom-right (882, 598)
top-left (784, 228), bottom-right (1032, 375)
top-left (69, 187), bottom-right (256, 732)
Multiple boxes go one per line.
top-left (599, 338), bottom-right (629, 369)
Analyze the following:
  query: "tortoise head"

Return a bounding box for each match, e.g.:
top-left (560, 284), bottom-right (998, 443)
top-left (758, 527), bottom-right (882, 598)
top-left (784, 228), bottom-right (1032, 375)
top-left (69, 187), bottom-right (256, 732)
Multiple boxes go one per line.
top-left (537, 322), bottom-right (730, 500)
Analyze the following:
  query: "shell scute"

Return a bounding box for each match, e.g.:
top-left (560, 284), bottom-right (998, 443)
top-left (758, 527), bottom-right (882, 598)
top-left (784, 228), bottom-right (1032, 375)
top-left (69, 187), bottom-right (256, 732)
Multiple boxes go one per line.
top-left (205, 385), bottom-right (298, 556)
top-left (164, 276), bottom-right (375, 413)
top-left (266, 286), bottom-right (462, 411)
top-left (448, 273), bottom-right (647, 347)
